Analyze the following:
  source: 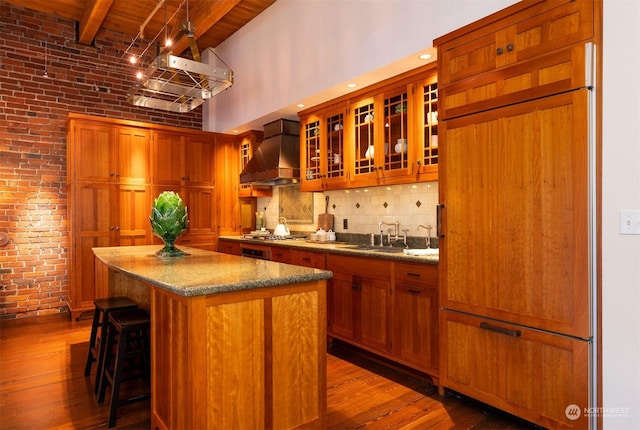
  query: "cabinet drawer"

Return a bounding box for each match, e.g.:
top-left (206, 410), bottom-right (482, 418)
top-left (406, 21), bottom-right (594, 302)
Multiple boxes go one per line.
top-left (326, 254), bottom-right (390, 280)
top-left (394, 262), bottom-right (437, 287)
top-left (441, 310), bottom-right (589, 429)
top-left (218, 241), bottom-right (241, 255)
top-left (270, 247), bottom-right (291, 263)
top-left (289, 249), bottom-right (325, 269)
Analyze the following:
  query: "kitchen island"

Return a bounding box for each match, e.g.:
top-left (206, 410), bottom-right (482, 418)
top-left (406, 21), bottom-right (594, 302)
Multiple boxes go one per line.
top-left (93, 245), bottom-right (332, 430)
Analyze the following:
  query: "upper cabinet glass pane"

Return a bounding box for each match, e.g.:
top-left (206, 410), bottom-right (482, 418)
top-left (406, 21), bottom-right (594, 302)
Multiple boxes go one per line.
top-left (353, 102), bottom-right (375, 175)
top-left (326, 113), bottom-right (344, 179)
top-left (383, 91), bottom-right (409, 171)
top-left (422, 82), bottom-right (438, 167)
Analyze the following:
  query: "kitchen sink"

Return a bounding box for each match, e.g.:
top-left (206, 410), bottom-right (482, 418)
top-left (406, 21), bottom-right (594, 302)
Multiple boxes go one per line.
top-left (372, 247), bottom-right (406, 253)
top-left (402, 248), bottom-right (439, 256)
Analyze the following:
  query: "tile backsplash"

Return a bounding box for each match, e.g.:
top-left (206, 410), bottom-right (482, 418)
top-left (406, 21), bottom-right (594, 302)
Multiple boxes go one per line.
top-left (258, 181), bottom-right (439, 240)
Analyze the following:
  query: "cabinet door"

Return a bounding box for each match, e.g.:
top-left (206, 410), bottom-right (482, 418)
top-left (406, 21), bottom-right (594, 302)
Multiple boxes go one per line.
top-left (323, 108), bottom-right (348, 189)
top-left (300, 116), bottom-right (323, 191)
top-left (152, 131), bottom-right (184, 186)
top-left (327, 272), bottom-right (355, 341)
top-left (349, 98), bottom-right (378, 187)
top-left (357, 276), bottom-right (391, 353)
top-left (440, 90), bottom-right (590, 338)
top-left (438, 0), bottom-right (593, 87)
top-left (379, 85), bottom-right (411, 181)
top-left (214, 135), bottom-right (239, 236)
top-left (72, 121), bottom-right (115, 182)
top-left (184, 186), bottom-right (216, 250)
top-left (116, 127), bottom-right (150, 184)
top-left (441, 310), bottom-right (589, 429)
top-left (116, 184), bottom-right (151, 246)
top-left (394, 284), bottom-right (438, 373)
top-left (72, 182), bottom-right (114, 311)
top-left (184, 135), bottom-right (215, 186)
top-left (415, 76), bottom-right (439, 179)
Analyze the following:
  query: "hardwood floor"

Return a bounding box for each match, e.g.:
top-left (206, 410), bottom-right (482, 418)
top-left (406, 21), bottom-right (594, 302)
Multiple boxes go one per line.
top-left (0, 314), bottom-right (538, 429)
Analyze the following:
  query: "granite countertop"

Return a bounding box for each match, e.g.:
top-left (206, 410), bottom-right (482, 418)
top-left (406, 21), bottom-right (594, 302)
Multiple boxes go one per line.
top-left (218, 236), bottom-right (439, 264)
top-left (93, 245), bottom-right (333, 297)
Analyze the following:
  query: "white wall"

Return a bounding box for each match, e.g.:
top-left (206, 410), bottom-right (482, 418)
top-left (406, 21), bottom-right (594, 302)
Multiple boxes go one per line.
top-left (204, 0), bottom-right (516, 133)
top-left (602, 1), bottom-right (640, 429)
top-left (206, 0), bottom-right (640, 428)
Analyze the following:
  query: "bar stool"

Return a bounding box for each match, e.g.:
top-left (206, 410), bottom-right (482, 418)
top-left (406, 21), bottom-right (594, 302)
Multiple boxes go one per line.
top-left (84, 297), bottom-right (138, 394)
top-left (97, 308), bottom-right (151, 428)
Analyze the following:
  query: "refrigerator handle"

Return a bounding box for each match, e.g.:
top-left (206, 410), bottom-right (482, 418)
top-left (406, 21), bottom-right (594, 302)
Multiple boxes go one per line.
top-left (436, 204), bottom-right (445, 238)
top-left (480, 322), bottom-right (521, 337)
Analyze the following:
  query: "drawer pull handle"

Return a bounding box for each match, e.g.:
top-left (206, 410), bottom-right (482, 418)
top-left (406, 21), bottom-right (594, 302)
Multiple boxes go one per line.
top-left (496, 47), bottom-right (504, 55)
top-left (506, 43), bottom-right (514, 52)
top-left (408, 289), bottom-right (422, 295)
top-left (480, 322), bottom-right (521, 337)
top-left (302, 257), bottom-right (311, 261)
top-left (352, 284), bottom-right (361, 291)
top-left (406, 272), bottom-right (421, 278)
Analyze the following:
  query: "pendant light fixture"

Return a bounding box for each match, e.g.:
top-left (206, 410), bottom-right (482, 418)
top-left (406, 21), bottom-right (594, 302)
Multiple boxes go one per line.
top-left (126, 0), bottom-right (233, 113)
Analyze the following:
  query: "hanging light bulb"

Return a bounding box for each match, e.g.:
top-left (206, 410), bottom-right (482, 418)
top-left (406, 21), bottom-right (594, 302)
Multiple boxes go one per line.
top-left (163, 1), bottom-right (172, 49)
top-left (129, 55), bottom-right (137, 64)
top-left (136, 70), bottom-right (144, 80)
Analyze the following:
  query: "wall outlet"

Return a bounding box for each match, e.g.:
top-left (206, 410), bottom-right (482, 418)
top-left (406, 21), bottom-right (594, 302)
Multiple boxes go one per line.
top-left (620, 210), bottom-right (640, 235)
top-left (343, 218), bottom-right (348, 230)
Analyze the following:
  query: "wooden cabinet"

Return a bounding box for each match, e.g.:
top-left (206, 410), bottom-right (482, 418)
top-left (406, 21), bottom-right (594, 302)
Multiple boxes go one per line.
top-left (437, 1), bottom-right (594, 120)
top-left (435, 0), bottom-right (599, 427)
top-left (67, 114), bottom-right (231, 318)
top-left (68, 120), bottom-right (152, 317)
top-left (326, 254), bottom-right (392, 356)
top-left (300, 107), bottom-right (348, 192)
top-left (151, 130), bottom-right (215, 186)
top-left (393, 262), bottom-right (438, 376)
top-left (437, 0), bottom-right (594, 88)
top-left (214, 134), bottom-right (240, 237)
top-left (299, 63), bottom-right (438, 190)
top-left (441, 310), bottom-right (589, 429)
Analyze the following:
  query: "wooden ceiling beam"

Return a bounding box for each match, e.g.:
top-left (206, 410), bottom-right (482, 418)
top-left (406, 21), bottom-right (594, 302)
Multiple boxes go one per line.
top-left (170, 0), bottom-right (241, 56)
top-left (78, 0), bottom-right (115, 45)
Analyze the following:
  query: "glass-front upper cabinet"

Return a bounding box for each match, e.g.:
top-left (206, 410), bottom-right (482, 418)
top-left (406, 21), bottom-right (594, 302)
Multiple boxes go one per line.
top-left (350, 97), bottom-right (377, 186)
top-left (415, 76), bottom-right (438, 180)
top-left (300, 115), bottom-right (322, 191)
top-left (381, 85), bottom-right (412, 179)
top-left (324, 108), bottom-right (347, 189)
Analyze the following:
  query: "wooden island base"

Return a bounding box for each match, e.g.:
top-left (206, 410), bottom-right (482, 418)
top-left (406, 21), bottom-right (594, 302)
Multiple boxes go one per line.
top-left (150, 281), bottom-right (327, 430)
top-left (94, 246), bottom-right (328, 430)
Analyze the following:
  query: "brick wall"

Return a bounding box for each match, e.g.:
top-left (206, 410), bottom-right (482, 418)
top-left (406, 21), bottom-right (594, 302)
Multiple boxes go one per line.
top-left (0, 5), bottom-right (203, 319)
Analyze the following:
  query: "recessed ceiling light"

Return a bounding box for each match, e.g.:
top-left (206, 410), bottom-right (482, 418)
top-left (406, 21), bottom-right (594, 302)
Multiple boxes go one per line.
top-left (347, 83), bottom-right (357, 89)
top-left (297, 103), bottom-right (305, 108)
top-left (419, 53), bottom-right (432, 60)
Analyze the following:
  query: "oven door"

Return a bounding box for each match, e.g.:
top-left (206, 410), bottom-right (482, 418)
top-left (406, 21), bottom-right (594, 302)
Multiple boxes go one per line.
top-left (240, 245), bottom-right (271, 260)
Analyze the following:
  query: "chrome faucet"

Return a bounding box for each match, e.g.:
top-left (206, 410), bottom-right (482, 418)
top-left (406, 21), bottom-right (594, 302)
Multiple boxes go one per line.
top-left (378, 221), bottom-right (399, 246)
top-left (417, 224), bottom-right (433, 248)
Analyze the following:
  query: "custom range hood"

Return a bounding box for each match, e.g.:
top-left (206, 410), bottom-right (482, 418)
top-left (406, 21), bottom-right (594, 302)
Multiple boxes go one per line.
top-left (240, 119), bottom-right (300, 185)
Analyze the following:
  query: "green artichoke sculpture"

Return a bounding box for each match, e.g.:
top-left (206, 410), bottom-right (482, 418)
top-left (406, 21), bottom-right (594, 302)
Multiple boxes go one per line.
top-left (150, 191), bottom-right (189, 258)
